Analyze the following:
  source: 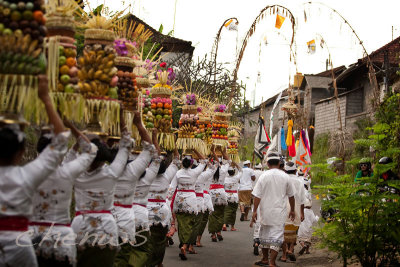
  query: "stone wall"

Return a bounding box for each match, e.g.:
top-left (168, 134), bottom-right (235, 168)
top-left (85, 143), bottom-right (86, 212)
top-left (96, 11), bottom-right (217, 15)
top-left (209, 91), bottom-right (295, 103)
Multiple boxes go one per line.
top-left (314, 96), bottom-right (346, 136)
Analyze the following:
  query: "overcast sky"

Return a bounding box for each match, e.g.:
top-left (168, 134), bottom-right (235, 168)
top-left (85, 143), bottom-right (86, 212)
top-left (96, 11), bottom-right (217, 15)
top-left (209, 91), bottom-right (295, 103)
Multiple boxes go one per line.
top-left (91, 0), bottom-right (400, 106)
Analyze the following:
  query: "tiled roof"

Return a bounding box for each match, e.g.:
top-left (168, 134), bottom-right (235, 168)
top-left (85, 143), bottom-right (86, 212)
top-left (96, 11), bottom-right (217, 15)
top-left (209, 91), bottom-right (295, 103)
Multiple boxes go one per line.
top-left (304, 75), bottom-right (332, 89)
top-left (125, 14), bottom-right (195, 55)
top-left (314, 65), bottom-right (347, 77)
top-left (360, 36), bottom-right (400, 65)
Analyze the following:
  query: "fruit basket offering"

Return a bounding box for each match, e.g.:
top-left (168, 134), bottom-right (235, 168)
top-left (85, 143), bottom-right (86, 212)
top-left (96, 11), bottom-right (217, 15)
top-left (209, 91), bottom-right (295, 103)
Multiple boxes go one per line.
top-left (114, 44), bottom-right (138, 108)
top-left (149, 65), bottom-right (175, 150)
top-left (212, 104), bottom-right (230, 147)
top-left (176, 94), bottom-right (207, 155)
top-left (45, 0), bottom-right (85, 122)
top-left (227, 122), bottom-right (242, 163)
top-left (77, 10), bottom-right (121, 135)
top-left (0, 0), bottom-right (48, 123)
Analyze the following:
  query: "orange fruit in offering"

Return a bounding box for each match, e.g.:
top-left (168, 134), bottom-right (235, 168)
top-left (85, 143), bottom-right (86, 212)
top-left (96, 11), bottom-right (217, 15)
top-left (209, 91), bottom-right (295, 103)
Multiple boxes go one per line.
top-left (151, 103), bottom-right (156, 109)
top-left (66, 57), bottom-right (76, 67)
top-left (59, 65), bottom-right (69, 75)
top-left (33, 10), bottom-right (44, 23)
top-left (157, 103), bottom-right (163, 108)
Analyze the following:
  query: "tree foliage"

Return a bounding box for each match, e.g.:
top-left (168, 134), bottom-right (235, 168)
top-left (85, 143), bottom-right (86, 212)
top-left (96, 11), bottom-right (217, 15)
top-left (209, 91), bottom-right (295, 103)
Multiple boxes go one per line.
top-left (314, 92), bottom-right (400, 266)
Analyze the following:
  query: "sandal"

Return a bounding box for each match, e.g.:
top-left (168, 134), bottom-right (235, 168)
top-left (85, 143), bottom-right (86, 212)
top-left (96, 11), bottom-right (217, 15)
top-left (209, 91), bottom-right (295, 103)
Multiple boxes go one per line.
top-left (253, 245), bottom-right (259, 256)
top-left (240, 213), bottom-right (245, 221)
top-left (222, 226), bottom-right (227, 231)
top-left (298, 246), bottom-right (306, 255)
top-left (211, 235), bottom-right (217, 242)
top-left (288, 253), bottom-right (296, 261)
top-left (196, 242), bottom-right (203, 247)
top-left (179, 248), bottom-right (187, 261)
top-left (278, 256), bottom-right (287, 262)
top-left (230, 227), bottom-right (237, 231)
top-left (188, 249), bottom-right (197, 254)
top-left (168, 237), bottom-right (174, 246)
top-left (217, 234), bottom-right (223, 241)
top-left (254, 260), bottom-right (269, 266)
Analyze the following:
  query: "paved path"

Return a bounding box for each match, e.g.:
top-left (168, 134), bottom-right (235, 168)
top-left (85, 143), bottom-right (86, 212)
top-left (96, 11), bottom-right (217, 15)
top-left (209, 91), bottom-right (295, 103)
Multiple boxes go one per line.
top-left (163, 199), bottom-right (324, 267)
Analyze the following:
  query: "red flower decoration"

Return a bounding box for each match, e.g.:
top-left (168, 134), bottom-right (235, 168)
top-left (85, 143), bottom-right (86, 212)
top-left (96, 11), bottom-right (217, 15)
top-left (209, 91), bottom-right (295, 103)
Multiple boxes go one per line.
top-left (160, 62), bottom-right (167, 68)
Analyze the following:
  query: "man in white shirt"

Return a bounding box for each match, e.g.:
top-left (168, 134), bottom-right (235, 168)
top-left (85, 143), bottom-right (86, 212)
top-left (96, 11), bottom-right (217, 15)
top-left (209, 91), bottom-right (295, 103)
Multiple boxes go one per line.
top-left (238, 160), bottom-right (256, 221)
top-left (251, 153), bottom-right (295, 267)
top-left (252, 163), bottom-right (264, 255)
top-left (253, 163), bottom-right (264, 188)
top-left (281, 161), bottom-right (305, 262)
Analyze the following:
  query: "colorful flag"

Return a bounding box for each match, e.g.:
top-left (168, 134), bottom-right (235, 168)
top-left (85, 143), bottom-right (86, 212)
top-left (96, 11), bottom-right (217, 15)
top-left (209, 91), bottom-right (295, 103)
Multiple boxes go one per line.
top-left (224, 19), bottom-right (238, 31)
top-left (275, 14), bottom-right (285, 29)
top-left (224, 19), bottom-right (233, 27)
top-left (267, 134), bottom-right (278, 155)
top-left (254, 116), bottom-right (270, 159)
top-left (295, 130), bottom-right (312, 171)
top-left (307, 39), bottom-right (316, 54)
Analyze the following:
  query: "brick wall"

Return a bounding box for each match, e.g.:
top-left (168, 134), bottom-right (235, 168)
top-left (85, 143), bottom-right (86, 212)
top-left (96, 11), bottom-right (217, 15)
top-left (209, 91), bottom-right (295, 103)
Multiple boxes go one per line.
top-left (346, 88), bottom-right (364, 116)
top-left (314, 96), bottom-right (346, 136)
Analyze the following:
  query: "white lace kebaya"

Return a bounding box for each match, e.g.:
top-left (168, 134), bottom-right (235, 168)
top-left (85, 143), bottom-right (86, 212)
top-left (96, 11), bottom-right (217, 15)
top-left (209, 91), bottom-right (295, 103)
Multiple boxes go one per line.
top-left (0, 131), bottom-right (69, 267)
top-left (30, 139), bottom-right (97, 264)
top-left (224, 170), bottom-right (242, 203)
top-left (209, 160), bottom-right (231, 206)
top-left (147, 157), bottom-right (180, 227)
top-left (112, 141), bottom-right (155, 243)
top-left (71, 133), bottom-right (131, 250)
top-left (171, 160), bottom-right (207, 214)
top-left (195, 164), bottom-right (217, 213)
top-left (131, 157), bottom-right (161, 231)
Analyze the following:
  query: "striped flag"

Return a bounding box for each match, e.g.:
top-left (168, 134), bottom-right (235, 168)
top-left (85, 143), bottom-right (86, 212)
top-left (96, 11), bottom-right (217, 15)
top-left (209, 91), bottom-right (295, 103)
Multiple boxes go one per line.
top-left (254, 116), bottom-right (270, 159)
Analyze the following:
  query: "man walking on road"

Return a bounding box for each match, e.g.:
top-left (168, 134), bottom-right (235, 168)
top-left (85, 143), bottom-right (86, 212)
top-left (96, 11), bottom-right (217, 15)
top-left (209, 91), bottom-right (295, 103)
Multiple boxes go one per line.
top-left (238, 160), bottom-right (255, 221)
top-left (251, 153), bottom-right (295, 267)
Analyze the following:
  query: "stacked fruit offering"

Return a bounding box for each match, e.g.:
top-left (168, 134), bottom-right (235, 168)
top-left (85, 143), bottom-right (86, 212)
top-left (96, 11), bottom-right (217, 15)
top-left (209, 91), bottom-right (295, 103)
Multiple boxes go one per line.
top-left (176, 97), bottom-right (207, 155)
top-left (77, 43), bottom-right (118, 99)
top-left (0, 0), bottom-right (47, 75)
top-left (149, 96), bottom-right (172, 132)
top-left (197, 112), bottom-right (213, 145)
top-left (149, 66), bottom-right (175, 150)
top-left (114, 38), bottom-right (139, 111)
top-left (57, 45), bottom-right (78, 92)
top-left (0, 0), bottom-right (48, 123)
top-left (116, 69), bottom-right (137, 109)
top-left (78, 11), bottom-right (122, 135)
top-left (227, 123), bottom-right (241, 163)
top-left (142, 88), bottom-right (153, 128)
top-left (212, 104), bottom-right (230, 147)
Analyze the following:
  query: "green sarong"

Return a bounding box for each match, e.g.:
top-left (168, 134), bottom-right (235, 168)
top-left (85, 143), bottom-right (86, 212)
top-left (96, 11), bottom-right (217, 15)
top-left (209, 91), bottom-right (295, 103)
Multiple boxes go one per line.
top-left (191, 212), bottom-right (203, 244)
top-left (129, 229), bottom-right (151, 267)
top-left (176, 212), bottom-right (196, 244)
top-left (114, 241), bottom-right (134, 267)
top-left (208, 204), bottom-right (225, 234)
top-left (224, 202), bottom-right (238, 226)
top-left (77, 246), bottom-right (117, 267)
top-left (198, 212), bottom-right (209, 236)
top-left (147, 224), bottom-right (168, 266)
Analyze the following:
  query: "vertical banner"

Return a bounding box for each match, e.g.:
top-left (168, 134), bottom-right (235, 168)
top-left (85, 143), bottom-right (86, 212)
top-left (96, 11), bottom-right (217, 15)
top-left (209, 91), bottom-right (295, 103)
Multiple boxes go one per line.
top-left (254, 116), bottom-right (270, 159)
top-left (269, 91), bottom-right (282, 138)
